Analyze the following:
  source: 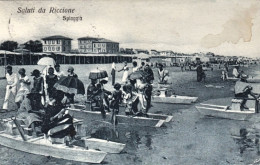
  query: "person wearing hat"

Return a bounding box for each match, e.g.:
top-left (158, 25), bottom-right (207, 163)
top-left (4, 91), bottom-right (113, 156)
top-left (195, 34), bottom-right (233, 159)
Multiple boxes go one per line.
top-left (234, 74), bottom-right (258, 110)
top-left (15, 68), bottom-right (31, 108)
top-left (67, 66), bottom-right (78, 78)
top-left (64, 66), bottom-right (78, 104)
top-left (2, 65), bottom-right (18, 110)
top-left (31, 69), bottom-right (45, 106)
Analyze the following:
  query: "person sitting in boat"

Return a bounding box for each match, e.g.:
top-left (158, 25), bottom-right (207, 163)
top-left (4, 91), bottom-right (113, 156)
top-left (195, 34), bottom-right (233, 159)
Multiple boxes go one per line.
top-left (234, 74), bottom-right (259, 110)
top-left (42, 90), bottom-right (76, 145)
top-left (16, 92), bottom-right (45, 137)
top-left (109, 83), bottom-right (123, 114)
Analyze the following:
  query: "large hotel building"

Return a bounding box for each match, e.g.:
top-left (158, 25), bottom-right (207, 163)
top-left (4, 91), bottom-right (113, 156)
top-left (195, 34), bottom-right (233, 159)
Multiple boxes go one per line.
top-left (42, 35), bottom-right (72, 53)
top-left (78, 37), bottom-right (119, 54)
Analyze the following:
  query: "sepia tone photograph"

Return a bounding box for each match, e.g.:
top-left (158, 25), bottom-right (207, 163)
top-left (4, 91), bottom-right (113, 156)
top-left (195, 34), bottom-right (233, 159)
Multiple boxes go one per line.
top-left (0, 0), bottom-right (260, 164)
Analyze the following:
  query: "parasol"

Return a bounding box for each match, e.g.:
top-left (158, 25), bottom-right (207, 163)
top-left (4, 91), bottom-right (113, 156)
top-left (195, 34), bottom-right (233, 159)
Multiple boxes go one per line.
top-left (53, 76), bottom-right (85, 95)
top-left (89, 69), bottom-right (108, 80)
top-left (37, 57), bottom-right (56, 66)
top-left (128, 70), bottom-right (149, 80)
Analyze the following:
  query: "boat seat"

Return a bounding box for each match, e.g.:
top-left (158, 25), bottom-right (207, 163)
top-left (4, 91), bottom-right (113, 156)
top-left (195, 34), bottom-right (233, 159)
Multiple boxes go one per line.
top-left (231, 99), bottom-right (243, 110)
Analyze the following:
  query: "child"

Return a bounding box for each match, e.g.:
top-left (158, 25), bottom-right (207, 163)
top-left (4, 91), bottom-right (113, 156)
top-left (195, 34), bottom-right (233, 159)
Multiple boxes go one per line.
top-left (109, 83), bottom-right (123, 114)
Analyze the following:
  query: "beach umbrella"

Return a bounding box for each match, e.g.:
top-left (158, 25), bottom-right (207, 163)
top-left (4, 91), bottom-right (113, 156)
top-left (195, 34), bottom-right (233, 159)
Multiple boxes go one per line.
top-left (37, 57), bottom-right (56, 66)
top-left (128, 70), bottom-right (148, 80)
top-left (89, 69), bottom-right (108, 80)
top-left (53, 76), bottom-right (85, 95)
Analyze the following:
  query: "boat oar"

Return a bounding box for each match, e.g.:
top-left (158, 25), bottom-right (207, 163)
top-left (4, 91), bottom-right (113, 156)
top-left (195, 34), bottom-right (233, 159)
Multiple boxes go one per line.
top-left (111, 109), bottom-right (119, 138)
top-left (12, 117), bottom-right (27, 141)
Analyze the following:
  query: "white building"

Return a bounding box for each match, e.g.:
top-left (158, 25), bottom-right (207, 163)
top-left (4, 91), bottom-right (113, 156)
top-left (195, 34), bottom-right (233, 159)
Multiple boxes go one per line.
top-left (42, 35), bottom-right (72, 53)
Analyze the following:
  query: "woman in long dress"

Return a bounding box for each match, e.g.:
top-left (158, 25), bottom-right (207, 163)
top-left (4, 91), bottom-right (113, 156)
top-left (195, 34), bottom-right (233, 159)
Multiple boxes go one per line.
top-left (15, 68), bottom-right (31, 108)
top-left (118, 61), bottom-right (129, 84)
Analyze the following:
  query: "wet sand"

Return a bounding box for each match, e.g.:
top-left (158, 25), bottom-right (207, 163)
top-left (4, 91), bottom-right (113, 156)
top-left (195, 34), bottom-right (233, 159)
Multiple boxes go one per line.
top-left (0, 63), bottom-right (259, 165)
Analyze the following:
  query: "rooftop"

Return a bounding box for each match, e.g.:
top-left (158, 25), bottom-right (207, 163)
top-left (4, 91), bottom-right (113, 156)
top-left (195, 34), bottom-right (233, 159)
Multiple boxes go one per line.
top-left (78, 37), bottom-right (118, 43)
top-left (42, 35), bottom-right (72, 40)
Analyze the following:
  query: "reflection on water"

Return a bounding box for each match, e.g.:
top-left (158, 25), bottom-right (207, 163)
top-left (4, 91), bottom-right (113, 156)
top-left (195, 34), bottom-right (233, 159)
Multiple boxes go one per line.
top-left (234, 128), bottom-right (260, 156)
top-left (88, 124), bottom-right (155, 151)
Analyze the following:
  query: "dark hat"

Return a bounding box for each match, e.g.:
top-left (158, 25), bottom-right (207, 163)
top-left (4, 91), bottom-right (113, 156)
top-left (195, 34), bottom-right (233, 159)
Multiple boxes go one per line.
top-left (67, 66), bottom-right (74, 72)
top-left (31, 69), bottom-right (40, 76)
top-left (6, 65), bottom-right (12, 70)
top-left (114, 83), bottom-right (121, 90)
top-left (18, 68), bottom-right (25, 73)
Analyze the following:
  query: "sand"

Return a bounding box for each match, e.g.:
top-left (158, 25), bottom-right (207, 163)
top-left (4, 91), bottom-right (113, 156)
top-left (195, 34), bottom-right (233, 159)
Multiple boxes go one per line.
top-left (0, 63), bottom-right (259, 165)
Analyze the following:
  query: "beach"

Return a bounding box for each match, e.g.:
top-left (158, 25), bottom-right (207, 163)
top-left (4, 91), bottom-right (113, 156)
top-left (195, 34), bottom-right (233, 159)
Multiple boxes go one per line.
top-left (0, 63), bottom-right (259, 165)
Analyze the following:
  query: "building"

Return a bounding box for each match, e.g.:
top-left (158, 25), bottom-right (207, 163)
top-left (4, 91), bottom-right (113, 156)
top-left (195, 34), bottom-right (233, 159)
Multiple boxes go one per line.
top-left (42, 35), bottom-right (72, 53)
top-left (160, 50), bottom-right (173, 56)
top-left (78, 37), bottom-right (119, 54)
top-left (134, 49), bottom-right (149, 54)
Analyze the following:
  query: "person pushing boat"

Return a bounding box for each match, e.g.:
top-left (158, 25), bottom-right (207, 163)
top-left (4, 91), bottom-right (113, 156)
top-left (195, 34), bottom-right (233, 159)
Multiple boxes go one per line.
top-left (234, 74), bottom-right (259, 111)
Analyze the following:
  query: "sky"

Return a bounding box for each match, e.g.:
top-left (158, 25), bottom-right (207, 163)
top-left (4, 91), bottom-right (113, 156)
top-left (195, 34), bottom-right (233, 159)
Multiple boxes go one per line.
top-left (0, 0), bottom-right (259, 57)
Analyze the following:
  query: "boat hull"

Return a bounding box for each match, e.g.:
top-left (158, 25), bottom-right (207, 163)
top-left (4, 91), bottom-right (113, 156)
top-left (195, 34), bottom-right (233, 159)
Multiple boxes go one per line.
top-left (152, 95), bottom-right (198, 104)
top-left (67, 108), bottom-right (172, 127)
top-left (0, 132), bottom-right (107, 164)
top-left (196, 106), bottom-right (255, 121)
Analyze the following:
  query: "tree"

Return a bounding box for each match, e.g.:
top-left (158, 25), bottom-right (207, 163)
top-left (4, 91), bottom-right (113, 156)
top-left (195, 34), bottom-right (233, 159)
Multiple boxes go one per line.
top-left (24, 40), bottom-right (42, 52)
top-left (0, 41), bottom-right (18, 51)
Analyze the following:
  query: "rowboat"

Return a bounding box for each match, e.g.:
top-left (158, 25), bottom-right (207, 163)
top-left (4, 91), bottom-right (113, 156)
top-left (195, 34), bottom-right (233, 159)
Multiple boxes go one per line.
top-left (0, 117), bottom-right (108, 163)
top-left (195, 103), bottom-right (255, 121)
top-left (0, 132), bottom-right (107, 164)
top-left (67, 104), bottom-right (173, 127)
top-left (82, 137), bottom-right (126, 154)
top-left (152, 95), bottom-right (198, 104)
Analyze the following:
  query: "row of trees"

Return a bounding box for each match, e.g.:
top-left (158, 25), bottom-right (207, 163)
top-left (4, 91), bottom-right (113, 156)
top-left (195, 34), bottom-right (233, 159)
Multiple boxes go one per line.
top-left (0, 40), bottom-right (42, 52)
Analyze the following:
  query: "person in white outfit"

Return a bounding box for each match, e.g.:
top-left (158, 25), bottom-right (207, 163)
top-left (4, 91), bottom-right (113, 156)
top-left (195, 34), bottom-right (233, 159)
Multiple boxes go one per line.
top-left (3, 65), bottom-right (18, 110)
top-left (54, 64), bottom-right (65, 80)
top-left (118, 61), bottom-right (129, 84)
top-left (15, 68), bottom-right (31, 108)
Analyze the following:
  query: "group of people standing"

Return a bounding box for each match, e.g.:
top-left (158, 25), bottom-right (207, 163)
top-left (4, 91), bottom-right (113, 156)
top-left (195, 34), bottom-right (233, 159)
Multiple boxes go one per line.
top-left (2, 64), bottom-right (65, 110)
top-left (2, 64), bottom-right (78, 144)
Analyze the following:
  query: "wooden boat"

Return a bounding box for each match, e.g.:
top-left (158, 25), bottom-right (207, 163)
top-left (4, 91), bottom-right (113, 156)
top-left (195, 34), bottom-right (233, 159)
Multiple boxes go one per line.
top-left (67, 104), bottom-right (173, 127)
top-left (152, 95), bottom-right (198, 104)
top-left (0, 117), bottom-right (108, 163)
top-left (195, 103), bottom-right (255, 121)
top-left (0, 131), bottom-right (107, 164)
top-left (227, 77), bottom-right (239, 81)
top-left (82, 137), bottom-right (125, 154)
